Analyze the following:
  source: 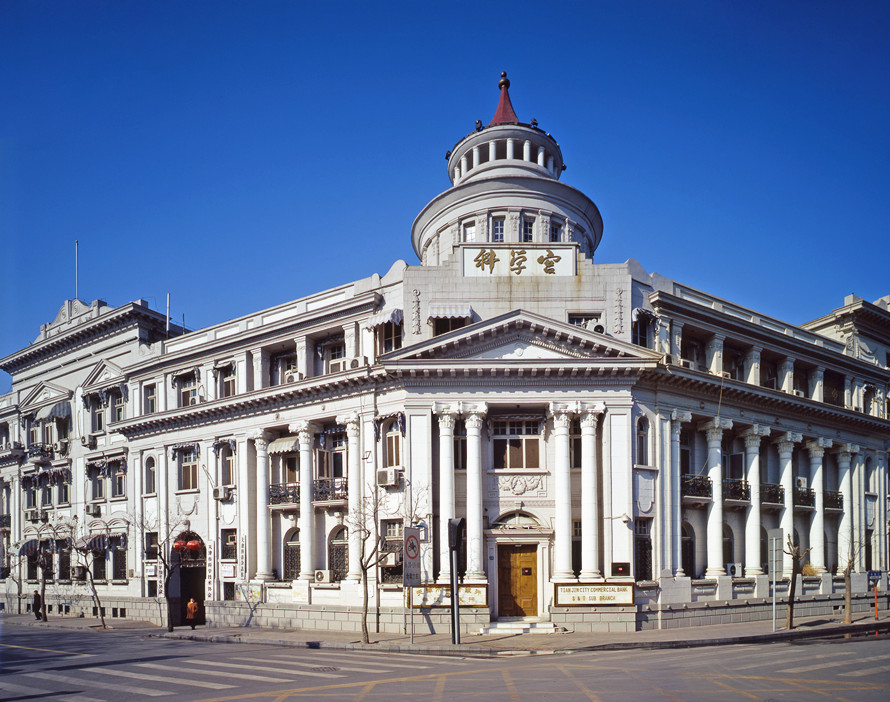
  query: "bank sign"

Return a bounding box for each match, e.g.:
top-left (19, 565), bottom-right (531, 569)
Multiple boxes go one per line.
top-left (463, 246), bottom-right (575, 277)
top-left (554, 583), bottom-right (635, 606)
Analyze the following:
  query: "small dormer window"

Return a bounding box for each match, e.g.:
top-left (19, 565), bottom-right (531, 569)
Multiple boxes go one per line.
top-left (179, 374), bottom-right (197, 407)
top-left (463, 221), bottom-right (476, 242)
top-left (219, 366), bottom-right (236, 398)
top-left (377, 322), bottom-right (403, 355)
top-left (550, 223), bottom-right (562, 243)
top-left (491, 217), bottom-right (505, 243)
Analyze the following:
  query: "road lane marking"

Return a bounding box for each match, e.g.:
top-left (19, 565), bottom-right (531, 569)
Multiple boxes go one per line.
top-left (136, 662), bottom-right (295, 683)
top-left (839, 663), bottom-right (890, 677)
top-left (81, 665), bottom-right (235, 689)
top-left (185, 658), bottom-right (346, 678)
top-left (778, 653), bottom-right (888, 674)
top-left (23, 671), bottom-right (172, 696)
top-left (0, 642), bottom-right (94, 657)
top-left (730, 650), bottom-right (857, 670)
top-left (265, 651), bottom-right (430, 669)
top-left (238, 655), bottom-right (385, 674)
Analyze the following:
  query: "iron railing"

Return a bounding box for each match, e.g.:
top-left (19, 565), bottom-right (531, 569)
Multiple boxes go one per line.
top-left (794, 487), bottom-right (815, 507)
top-left (269, 483), bottom-right (300, 505)
top-left (722, 478), bottom-right (750, 501)
top-left (760, 482), bottom-right (784, 504)
top-left (313, 478), bottom-right (347, 501)
top-left (824, 490), bottom-right (843, 509)
top-left (681, 474), bottom-right (712, 498)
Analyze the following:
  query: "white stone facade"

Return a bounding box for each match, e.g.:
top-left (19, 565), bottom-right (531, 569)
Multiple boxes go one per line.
top-left (1, 75), bottom-right (888, 632)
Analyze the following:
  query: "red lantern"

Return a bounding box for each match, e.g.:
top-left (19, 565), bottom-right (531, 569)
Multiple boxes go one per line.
top-left (172, 540), bottom-right (186, 551)
top-left (186, 540), bottom-right (202, 552)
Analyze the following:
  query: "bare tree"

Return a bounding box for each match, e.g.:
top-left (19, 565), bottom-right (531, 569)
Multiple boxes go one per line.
top-left (783, 534), bottom-right (811, 630)
top-left (3, 550), bottom-right (29, 614)
top-left (344, 479), bottom-right (426, 644)
top-left (63, 515), bottom-right (127, 629)
top-left (840, 540), bottom-right (865, 625)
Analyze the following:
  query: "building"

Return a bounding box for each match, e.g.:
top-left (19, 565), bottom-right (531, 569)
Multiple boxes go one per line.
top-left (1, 73), bottom-right (887, 632)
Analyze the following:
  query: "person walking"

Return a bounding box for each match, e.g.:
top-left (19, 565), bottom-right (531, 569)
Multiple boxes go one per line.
top-left (32, 590), bottom-right (42, 621)
top-left (186, 597), bottom-right (199, 629)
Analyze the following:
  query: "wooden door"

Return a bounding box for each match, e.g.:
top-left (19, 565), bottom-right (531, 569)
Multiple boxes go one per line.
top-left (497, 544), bottom-right (537, 617)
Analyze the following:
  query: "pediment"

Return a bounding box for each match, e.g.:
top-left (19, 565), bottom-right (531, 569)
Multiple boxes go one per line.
top-left (21, 381), bottom-right (73, 413)
top-left (83, 360), bottom-right (126, 391)
top-left (383, 309), bottom-right (664, 364)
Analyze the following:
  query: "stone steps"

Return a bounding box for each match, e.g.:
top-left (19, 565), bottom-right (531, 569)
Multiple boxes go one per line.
top-left (475, 619), bottom-right (567, 635)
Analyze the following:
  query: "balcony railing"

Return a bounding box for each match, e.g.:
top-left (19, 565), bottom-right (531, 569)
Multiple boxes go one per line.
top-left (760, 482), bottom-right (784, 505)
top-left (269, 483), bottom-right (300, 505)
top-left (794, 487), bottom-right (815, 507)
top-left (722, 478), bottom-right (750, 501)
top-left (313, 477), bottom-right (348, 501)
top-left (824, 490), bottom-right (843, 510)
top-left (28, 443), bottom-right (53, 460)
top-left (681, 474), bottom-right (712, 498)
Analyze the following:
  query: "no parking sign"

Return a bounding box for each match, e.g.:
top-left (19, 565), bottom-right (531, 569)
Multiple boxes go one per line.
top-left (403, 527), bottom-right (421, 587)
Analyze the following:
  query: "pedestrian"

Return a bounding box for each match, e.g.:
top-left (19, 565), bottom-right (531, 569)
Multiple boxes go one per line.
top-left (32, 590), bottom-right (42, 621)
top-left (186, 597), bottom-right (199, 630)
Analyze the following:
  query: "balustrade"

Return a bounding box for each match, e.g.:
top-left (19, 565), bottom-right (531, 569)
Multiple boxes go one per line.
top-left (681, 474), bottom-right (712, 498)
top-left (760, 482), bottom-right (784, 504)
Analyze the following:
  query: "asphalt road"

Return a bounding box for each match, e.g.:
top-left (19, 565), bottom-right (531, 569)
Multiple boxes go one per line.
top-left (0, 624), bottom-right (888, 701)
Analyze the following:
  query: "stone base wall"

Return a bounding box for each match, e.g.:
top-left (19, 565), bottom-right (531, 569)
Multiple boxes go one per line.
top-left (206, 601), bottom-right (490, 635)
top-left (550, 606), bottom-right (637, 633)
top-left (2, 592), bottom-right (168, 626)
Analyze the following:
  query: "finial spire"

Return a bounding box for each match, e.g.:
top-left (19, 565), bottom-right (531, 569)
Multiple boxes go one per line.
top-left (489, 71), bottom-right (519, 126)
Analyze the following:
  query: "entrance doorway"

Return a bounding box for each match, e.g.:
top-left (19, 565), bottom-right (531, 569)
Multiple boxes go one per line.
top-left (497, 544), bottom-right (537, 617)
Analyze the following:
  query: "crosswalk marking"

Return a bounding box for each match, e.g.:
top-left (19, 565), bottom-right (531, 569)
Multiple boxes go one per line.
top-left (81, 665), bottom-right (234, 689)
top-left (135, 662), bottom-right (294, 683)
top-left (0, 679), bottom-right (104, 702)
top-left (778, 653), bottom-right (887, 674)
top-left (732, 650), bottom-right (856, 671)
top-left (840, 663), bottom-right (890, 677)
top-left (275, 652), bottom-right (430, 669)
top-left (239, 655), bottom-right (386, 674)
top-left (23, 671), bottom-right (172, 696)
top-left (185, 658), bottom-right (345, 679)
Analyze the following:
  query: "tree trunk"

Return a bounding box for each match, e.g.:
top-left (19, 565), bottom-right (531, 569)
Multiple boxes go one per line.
top-left (843, 562), bottom-right (853, 624)
top-left (86, 570), bottom-right (107, 629)
top-left (785, 567), bottom-right (797, 630)
top-left (360, 563), bottom-right (370, 644)
top-left (39, 567), bottom-right (48, 622)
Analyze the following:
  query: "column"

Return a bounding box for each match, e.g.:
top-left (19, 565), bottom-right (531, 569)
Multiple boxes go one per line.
top-left (236, 351), bottom-right (250, 394)
top-left (488, 141), bottom-right (496, 162)
top-left (775, 432), bottom-right (801, 576)
top-left (523, 139), bottom-right (531, 161)
top-left (779, 357), bottom-right (795, 394)
top-left (580, 404), bottom-right (605, 580)
top-left (852, 452), bottom-right (864, 571)
top-left (251, 431), bottom-right (273, 580)
top-left (339, 413), bottom-right (362, 581)
top-left (808, 438), bottom-right (832, 573)
top-left (464, 404), bottom-right (487, 581)
top-left (296, 338), bottom-right (311, 379)
top-left (537, 145), bottom-right (545, 166)
top-left (251, 348), bottom-right (269, 391)
top-left (294, 422), bottom-right (315, 580)
top-left (506, 138), bottom-right (515, 159)
top-left (670, 321), bottom-right (684, 361)
top-left (472, 146), bottom-right (480, 168)
top-left (742, 425), bottom-right (770, 576)
top-left (700, 418), bottom-right (732, 578)
top-left (236, 436), bottom-right (251, 583)
top-left (744, 347), bottom-right (762, 385)
top-left (705, 334), bottom-right (725, 375)
top-left (434, 404), bottom-right (458, 584)
top-left (550, 404), bottom-right (574, 580)
top-left (810, 366), bottom-right (825, 403)
top-left (670, 410), bottom-right (692, 575)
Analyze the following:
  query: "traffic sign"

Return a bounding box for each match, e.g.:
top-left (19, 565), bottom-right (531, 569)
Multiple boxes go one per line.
top-left (403, 527), bottom-right (421, 587)
top-left (867, 570), bottom-right (881, 586)
top-left (768, 528), bottom-right (783, 575)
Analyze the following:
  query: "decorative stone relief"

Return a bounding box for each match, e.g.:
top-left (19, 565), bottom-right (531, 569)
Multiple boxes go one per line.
top-left (489, 473), bottom-right (547, 498)
top-left (634, 470), bottom-right (656, 515)
top-left (615, 288), bottom-right (625, 334)
top-left (411, 289), bottom-right (421, 335)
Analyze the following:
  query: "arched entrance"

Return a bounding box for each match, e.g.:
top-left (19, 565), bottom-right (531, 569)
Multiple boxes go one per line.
top-left (492, 512), bottom-right (541, 618)
top-left (170, 531), bottom-right (206, 627)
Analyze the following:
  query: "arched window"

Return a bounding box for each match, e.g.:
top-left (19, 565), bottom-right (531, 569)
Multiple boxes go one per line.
top-left (636, 417), bottom-right (649, 466)
top-left (328, 526), bottom-right (348, 582)
top-left (283, 530), bottom-right (300, 581)
top-left (723, 524), bottom-right (735, 566)
top-left (144, 457), bottom-right (156, 495)
top-left (219, 444), bottom-right (235, 487)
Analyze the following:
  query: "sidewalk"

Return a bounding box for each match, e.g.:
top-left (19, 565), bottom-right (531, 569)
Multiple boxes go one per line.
top-left (3, 610), bottom-right (888, 656)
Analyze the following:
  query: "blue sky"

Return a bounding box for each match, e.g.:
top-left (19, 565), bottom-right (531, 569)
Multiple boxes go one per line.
top-left (2, 1), bottom-right (889, 392)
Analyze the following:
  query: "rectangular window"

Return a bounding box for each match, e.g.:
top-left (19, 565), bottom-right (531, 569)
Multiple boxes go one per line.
top-left (91, 474), bottom-right (105, 501)
top-left (491, 217), bottom-right (505, 242)
top-left (111, 536), bottom-right (127, 581)
top-left (680, 430), bottom-right (691, 475)
top-left (221, 529), bottom-right (237, 560)
top-left (283, 454), bottom-right (298, 484)
top-left (143, 384), bottom-right (157, 414)
top-left (492, 419), bottom-right (541, 470)
top-left (111, 464), bottom-right (126, 498)
top-left (93, 551), bottom-right (106, 581)
top-left (549, 223), bottom-right (562, 243)
top-left (144, 458), bottom-right (156, 495)
top-left (377, 322), bottom-right (403, 355)
top-left (326, 341), bottom-right (347, 373)
top-left (41, 484), bottom-right (52, 508)
top-left (454, 420), bottom-right (467, 471)
top-left (111, 392), bottom-right (125, 423)
top-left (220, 446), bottom-right (236, 486)
top-left (317, 433), bottom-right (346, 479)
top-left (25, 485), bottom-right (36, 509)
top-left (43, 422), bottom-right (55, 445)
top-left (433, 317), bottom-right (468, 336)
top-left (29, 424), bottom-right (40, 446)
top-left (179, 449), bottom-right (198, 491)
top-left (380, 519), bottom-right (403, 584)
top-left (521, 218), bottom-right (534, 243)
top-left (463, 220), bottom-right (476, 242)
top-left (385, 429), bottom-right (401, 468)
top-left (568, 313), bottom-right (601, 330)
top-left (57, 478), bottom-right (70, 506)
top-left (570, 419), bottom-right (582, 470)
top-left (179, 374), bottom-right (197, 407)
top-left (220, 367), bottom-right (236, 398)
top-left (91, 400), bottom-right (104, 433)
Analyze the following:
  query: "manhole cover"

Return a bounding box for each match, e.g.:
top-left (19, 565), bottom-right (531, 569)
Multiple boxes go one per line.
top-left (312, 666), bottom-right (339, 672)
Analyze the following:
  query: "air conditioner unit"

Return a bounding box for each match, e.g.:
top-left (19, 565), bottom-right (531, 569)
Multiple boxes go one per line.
top-left (715, 371), bottom-right (730, 378)
top-left (25, 509), bottom-right (39, 522)
top-left (212, 486), bottom-right (232, 501)
top-left (85, 503), bottom-right (101, 517)
top-left (592, 324), bottom-right (605, 334)
top-left (349, 356), bottom-right (368, 369)
top-left (329, 359), bottom-right (346, 373)
top-left (71, 565), bottom-right (87, 580)
top-left (381, 551), bottom-right (401, 567)
top-left (189, 397), bottom-right (198, 405)
top-left (314, 569), bottom-right (333, 583)
top-left (376, 468), bottom-right (399, 487)
top-left (726, 563), bottom-right (741, 578)
top-left (679, 359), bottom-right (692, 368)
top-left (792, 389), bottom-right (805, 397)
top-left (53, 440), bottom-right (68, 452)
top-left (284, 371), bottom-right (303, 383)
top-left (81, 435), bottom-right (96, 448)
top-left (39, 510), bottom-right (49, 523)
top-left (662, 354), bottom-right (673, 365)
top-left (796, 477), bottom-right (808, 490)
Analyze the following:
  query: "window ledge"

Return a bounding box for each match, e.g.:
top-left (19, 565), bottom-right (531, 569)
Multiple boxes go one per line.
top-left (489, 469), bottom-right (549, 475)
top-left (110, 497), bottom-right (127, 502)
top-left (111, 580), bottom-right (128, 585)
top-left (175, 489), bottom-right (200, 496)
top-left (312, 583), bottom-right (341, 590)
